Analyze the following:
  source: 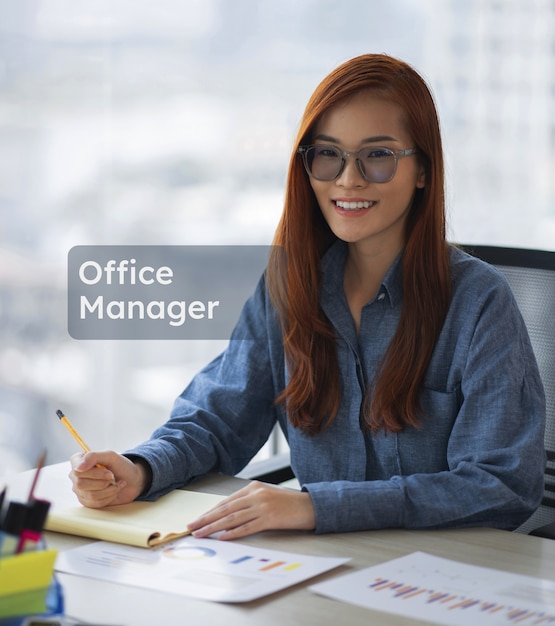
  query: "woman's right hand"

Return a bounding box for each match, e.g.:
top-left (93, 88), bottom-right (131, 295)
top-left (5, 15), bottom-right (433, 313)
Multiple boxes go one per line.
top-left (69, 451), bottom-right (149, 508)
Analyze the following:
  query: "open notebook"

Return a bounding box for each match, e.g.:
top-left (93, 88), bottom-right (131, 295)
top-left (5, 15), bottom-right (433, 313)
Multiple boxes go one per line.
top-left (45, 489), bottom-right (226, 548)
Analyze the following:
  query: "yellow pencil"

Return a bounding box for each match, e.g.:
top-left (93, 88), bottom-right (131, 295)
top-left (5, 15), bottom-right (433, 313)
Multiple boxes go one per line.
top-left (55, 409), bottom-right (114, 481)
top-left (56, 409), bottom-right (91, 452)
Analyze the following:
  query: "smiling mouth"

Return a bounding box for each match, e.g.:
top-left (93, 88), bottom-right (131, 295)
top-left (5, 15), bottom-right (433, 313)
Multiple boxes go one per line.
top-left (334, 200), bottom-right (375, 210)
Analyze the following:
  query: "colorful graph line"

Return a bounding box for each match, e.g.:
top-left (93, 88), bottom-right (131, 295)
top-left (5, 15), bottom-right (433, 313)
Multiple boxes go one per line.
top-left (369, 577), bottom-right (555, 624)
top-left (230, 555), bottom-right (303, 573)
top-left (162, 546), bottom-right (217, 560)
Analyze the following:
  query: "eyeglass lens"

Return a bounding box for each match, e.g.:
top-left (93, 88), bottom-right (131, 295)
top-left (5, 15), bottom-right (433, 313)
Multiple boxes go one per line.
top-left (305, 145), bottom-right (396, 183)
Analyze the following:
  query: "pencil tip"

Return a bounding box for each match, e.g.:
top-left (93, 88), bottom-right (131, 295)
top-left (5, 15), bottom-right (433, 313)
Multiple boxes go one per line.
top-left (56, 409), bottom-right (64, 419)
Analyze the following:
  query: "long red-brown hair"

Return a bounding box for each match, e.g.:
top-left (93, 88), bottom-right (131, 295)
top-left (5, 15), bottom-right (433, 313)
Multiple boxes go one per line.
top-left (267, 54), bottom-right (451, 434)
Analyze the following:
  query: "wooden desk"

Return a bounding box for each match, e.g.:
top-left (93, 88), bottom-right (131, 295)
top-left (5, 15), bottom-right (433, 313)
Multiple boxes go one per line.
top-left (3, 464), bottom-right (555, 626)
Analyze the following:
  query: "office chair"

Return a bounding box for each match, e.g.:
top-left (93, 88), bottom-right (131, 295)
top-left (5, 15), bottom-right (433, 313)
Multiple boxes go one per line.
top-left (462, 244), bottom-right (555, 539)
top-left (237, 450), bottom-right (294, 484)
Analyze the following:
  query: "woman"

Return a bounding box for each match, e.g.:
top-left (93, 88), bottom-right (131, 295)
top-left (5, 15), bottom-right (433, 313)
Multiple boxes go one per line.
top-left (70, 54), bottom-right (546, 539)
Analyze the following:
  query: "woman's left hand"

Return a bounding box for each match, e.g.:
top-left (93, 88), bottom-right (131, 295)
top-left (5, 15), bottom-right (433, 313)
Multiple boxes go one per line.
top-left (187, 481), bottom-right (316, 540)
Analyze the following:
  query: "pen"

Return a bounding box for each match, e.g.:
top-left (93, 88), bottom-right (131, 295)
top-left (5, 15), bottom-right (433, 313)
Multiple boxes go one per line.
top-left (0, 486), bottom-right (6, 515)
top-left (56, 409), bottom-right (116, 483)
top-left (0, 486), bottom-right (6, 530)
top-left (27, 449), bottom-right (47, 502)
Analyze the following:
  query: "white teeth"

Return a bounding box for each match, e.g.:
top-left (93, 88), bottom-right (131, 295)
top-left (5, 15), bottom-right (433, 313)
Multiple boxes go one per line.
top-left (335, 200), bottom-right (374, 210)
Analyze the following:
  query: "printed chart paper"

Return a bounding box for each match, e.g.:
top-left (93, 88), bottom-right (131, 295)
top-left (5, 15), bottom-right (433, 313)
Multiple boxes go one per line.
top-left (55, 536), bottom-right (349, 603)
top-left (310, 551), bottom-right (555, 626)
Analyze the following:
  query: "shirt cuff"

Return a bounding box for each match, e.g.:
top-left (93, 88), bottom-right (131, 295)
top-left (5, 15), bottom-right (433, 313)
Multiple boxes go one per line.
top-left (122, 453), bottom-right (154, 498)
top-left (303, 480), bottom-right (405, 533)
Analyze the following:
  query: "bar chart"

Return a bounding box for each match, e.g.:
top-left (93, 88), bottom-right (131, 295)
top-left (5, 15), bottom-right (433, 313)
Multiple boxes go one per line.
top-left (310, 551), bottom-right (555, 626)
top-left (368, 576), bottom-right (555, 624)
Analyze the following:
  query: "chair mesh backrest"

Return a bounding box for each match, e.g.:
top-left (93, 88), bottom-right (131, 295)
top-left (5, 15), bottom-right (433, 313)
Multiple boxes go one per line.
top-left (463, 245), bottom-right (555, 533)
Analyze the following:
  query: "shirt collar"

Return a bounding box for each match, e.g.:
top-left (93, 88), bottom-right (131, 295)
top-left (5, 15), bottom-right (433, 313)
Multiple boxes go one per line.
top-left (320, 240), bottom-right (403, 309)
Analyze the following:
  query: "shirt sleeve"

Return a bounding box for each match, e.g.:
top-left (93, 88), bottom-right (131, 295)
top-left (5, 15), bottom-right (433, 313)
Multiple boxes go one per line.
top-left (304, 269), bottom-right (546, 533)
top-left (125, 274), bottom-right (285, 500)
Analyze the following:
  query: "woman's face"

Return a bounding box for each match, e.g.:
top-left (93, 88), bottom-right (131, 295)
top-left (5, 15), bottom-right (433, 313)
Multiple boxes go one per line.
top-left (308, 90), bottom-right (425, 255)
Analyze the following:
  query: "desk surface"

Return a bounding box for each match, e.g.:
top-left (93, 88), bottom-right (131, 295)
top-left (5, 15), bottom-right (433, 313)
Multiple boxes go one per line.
top-left (3, 463), bottom-right (555, 626)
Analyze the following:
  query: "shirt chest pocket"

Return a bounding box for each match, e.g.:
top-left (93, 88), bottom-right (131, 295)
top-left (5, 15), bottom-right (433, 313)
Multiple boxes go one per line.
top-left (396, 386), bottom-right (462, 475)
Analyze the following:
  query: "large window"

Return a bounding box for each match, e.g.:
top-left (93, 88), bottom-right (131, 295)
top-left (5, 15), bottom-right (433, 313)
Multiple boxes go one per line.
top-left (1, 0), bottom-right (554, 474)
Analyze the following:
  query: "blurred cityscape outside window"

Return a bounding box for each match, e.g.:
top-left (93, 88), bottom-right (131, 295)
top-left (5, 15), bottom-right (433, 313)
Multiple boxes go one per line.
top-left (1, 0), bottom-right (554, 475)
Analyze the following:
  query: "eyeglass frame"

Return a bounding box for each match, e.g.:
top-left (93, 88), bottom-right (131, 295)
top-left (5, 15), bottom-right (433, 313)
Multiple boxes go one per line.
top-left (297, 144), bottom-right (418, 184)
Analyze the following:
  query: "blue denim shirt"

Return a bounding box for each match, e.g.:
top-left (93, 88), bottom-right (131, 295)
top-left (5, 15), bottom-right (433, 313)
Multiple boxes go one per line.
top-left (128, 242), bottom-right (546, 533)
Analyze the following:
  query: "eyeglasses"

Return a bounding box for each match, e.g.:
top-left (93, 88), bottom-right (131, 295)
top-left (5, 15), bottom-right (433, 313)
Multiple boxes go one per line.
top-left (297, 144), bottom-right (417, 183)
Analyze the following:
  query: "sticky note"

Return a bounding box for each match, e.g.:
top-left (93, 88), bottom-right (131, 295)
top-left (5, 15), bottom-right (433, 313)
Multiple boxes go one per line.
top-left (0, 549), bottom-right (57, 618)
